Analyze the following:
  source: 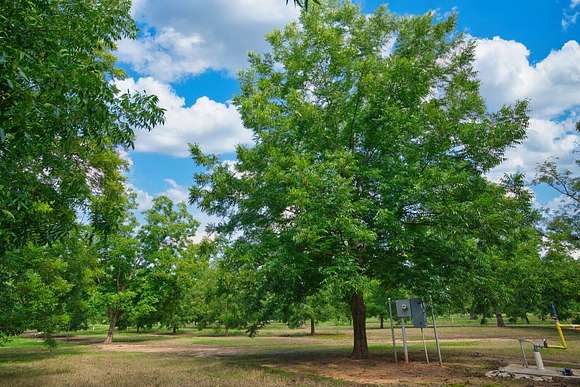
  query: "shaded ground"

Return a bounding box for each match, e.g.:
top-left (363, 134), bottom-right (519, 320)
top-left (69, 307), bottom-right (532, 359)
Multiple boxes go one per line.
top-left (1, 324), bottom-right (579, 386)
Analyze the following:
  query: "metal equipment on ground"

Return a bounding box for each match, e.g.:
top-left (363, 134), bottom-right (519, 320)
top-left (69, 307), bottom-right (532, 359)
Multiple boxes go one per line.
top-left (387, 297), bottom-right (442, 366)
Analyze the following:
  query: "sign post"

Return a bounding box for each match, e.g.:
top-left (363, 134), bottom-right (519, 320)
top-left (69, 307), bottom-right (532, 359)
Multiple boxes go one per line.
top-left (387, 298), bottom-right (398, 363)
top-left (429, 296), bottom-right (443, 366)
top-left (396, 299), bottom-right (411, 364)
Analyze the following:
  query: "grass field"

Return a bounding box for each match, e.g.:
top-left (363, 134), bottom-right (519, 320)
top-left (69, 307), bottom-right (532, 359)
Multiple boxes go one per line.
top-left (1, 318), bottom-right (578, 386)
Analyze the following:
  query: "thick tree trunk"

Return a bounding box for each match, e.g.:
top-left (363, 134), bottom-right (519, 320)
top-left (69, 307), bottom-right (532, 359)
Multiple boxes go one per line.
top-left (350, 293), bottom-right (368, 359)
top-left (310, 317), bottom-right (315, 336)
top-left (104, 310), bottom-right (119, 344)
top-left (495, 312), bottom-right (505, 327)
top-left (379, 315), bottom-right (384, 329)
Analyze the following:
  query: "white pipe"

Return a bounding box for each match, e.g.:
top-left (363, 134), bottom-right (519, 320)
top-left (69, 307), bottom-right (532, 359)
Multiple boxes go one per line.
top-left (533, 345), bottom-right (544, 370)
top-left (401, 321), bottom-right (409, 364)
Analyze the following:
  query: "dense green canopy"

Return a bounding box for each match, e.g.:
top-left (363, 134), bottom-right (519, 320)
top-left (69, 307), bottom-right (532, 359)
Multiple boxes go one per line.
top-left (191, 2), bottom-right (531, 358)
top-left (0, 0), bottom-right (163, 338)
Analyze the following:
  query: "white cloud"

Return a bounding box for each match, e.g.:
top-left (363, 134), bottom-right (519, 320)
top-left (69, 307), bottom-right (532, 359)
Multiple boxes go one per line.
top-left (573, 0), bottom-right (580, 7)
top-left (118, 0), bottom-right (298, 81)
top-left (476, 37), bottom-right (579, 182)
top-left (541, 193), bottom-right (576, 214)
top-left (126, 182), bottom-right (154, 212)
top-left (125, 179), bottom-right (189, 212)
top-left (162, 178), bottom-right (189, 204)
top-left (474, 38), bottom-right (580, 119)
top-left (115, 77), bottom-right (252, 156)
top-left (488, 116), bottom-right (578, 181)
top-left (117, 149), bottom-right (134, 168)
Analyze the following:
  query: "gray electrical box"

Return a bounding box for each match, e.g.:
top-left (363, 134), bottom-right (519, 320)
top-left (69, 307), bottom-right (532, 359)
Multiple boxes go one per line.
top-left (395, 299), bottom-right (412, 318)
top-left (410, 298), bottom-right (427, 328)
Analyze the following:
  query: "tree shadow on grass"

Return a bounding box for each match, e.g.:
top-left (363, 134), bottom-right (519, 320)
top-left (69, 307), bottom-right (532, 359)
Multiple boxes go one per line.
top-left (54, 334), bottom-right (170, 346)
top-left (0, 347), bottom-right (83, 364)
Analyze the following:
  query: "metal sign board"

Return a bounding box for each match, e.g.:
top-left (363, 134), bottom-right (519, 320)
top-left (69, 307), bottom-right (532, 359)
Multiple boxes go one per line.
top-left (410, 298), bottom-right (427, 328)
top-left (395, 299), bottom-right (412, 318)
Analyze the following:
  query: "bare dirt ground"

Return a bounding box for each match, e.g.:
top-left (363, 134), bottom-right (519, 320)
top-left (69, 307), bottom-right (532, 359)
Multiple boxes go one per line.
top-left (267, 359), bottom-right (492, 386)
top-left (90, 336), bottom-right (532, 385)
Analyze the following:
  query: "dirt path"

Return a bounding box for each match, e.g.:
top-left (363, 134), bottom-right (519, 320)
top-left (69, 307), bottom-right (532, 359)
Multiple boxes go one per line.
top-left (95, 343), bottom-right (242, 357)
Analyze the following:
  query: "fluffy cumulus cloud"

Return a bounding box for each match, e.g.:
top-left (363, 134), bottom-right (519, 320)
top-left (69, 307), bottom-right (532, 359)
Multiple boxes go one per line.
top-left (475, 37), bottom-right (580, 181)
top-left (118, 0), bottom-right (298, 82)
top-left (115, 77), bottom-right (252, 156)
top-left (487, 117), bottom-right (578, 181)
top-left (474, 38), bottom-right (580, 119)
top-left (162, 178), bottom-right (190, 204)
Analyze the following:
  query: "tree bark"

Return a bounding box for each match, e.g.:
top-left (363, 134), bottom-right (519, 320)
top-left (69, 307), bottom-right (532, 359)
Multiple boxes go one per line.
top-left (495, 312), bottom-right (505, 327)
top-left (379, 315), bottom-right (384, 329)
top-left (172, 325), bottom-right (177, 334)
top-left (524, 314), bottom-right (530, 324)
top-left (104, 309), bottom-right (119, 344)
top-left (350, 293), bottom-right (368, 359)
top-left (310, 317), bottom-right (315, 336)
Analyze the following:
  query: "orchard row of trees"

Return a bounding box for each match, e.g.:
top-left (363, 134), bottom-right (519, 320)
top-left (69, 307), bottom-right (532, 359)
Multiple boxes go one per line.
top-left (1, 0), bottom-right (578, 358)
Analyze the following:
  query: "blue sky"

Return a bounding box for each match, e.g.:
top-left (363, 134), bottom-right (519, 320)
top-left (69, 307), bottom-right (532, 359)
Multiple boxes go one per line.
top-left (116, 0), bottom-right (579, 233)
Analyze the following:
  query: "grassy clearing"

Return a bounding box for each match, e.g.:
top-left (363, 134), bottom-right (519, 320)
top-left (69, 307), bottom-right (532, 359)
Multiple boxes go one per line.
top-left (0, 344), bottom-right (348, 387)
top-left (1, 322), bottom-right (578, 386)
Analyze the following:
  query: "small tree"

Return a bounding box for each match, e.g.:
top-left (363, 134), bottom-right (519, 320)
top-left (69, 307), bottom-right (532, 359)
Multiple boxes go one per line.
top-left (90, 151), bottom-right (143, 344)
top-left (533, 158), bottom-right (579, 320)
top-left (139, 196), bottom-right (200, 333)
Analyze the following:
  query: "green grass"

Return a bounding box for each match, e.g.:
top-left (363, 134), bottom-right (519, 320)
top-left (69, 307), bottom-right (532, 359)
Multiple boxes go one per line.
top-left (1, 322), bottom-right (578, 386)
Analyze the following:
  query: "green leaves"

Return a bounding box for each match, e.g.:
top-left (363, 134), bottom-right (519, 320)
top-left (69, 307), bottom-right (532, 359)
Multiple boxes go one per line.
top-left (0, 0), bottom-right (164, 339)
top-left (191, 2), bottom-right (535, 343)
top-left (0, 0), bottom-right (164, 253)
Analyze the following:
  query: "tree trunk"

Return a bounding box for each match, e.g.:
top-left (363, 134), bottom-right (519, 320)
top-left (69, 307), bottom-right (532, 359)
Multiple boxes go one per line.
top-left (495, 312), bottom-right (505, 327)
top-left (524, 314), bottom-right (530, 324)
top-left (172, 325), bottom-right (177, 334)
top-left (310, 317), bottom-right (315, 335)
top-left (350, 293), bottom-right (368, 359)
top-left (379, 315), bottom-right (384, 329)
top-left (104, 310), bottom-right (119, 344)
top-left (469, 309), bottom-right (478, 320)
